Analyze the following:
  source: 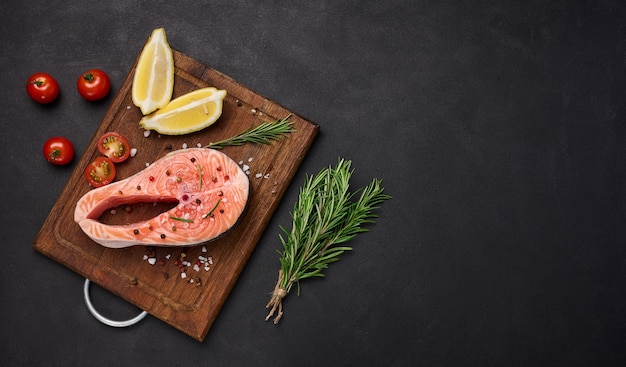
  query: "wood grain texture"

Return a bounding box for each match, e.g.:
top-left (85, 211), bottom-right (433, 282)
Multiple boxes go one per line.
top-left (33, 47), bottom-right (318, 341)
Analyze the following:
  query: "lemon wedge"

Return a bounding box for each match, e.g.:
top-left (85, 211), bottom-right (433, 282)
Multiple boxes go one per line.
top-left (132, 28), bottom-right (174, 115)
top-left (139, 87), bottom-right (227, 135)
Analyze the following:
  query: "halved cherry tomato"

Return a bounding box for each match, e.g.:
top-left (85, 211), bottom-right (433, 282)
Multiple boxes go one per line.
top-left (26, 72), bottom-right (60, 104)
top-left (77, 69), bottom-right (111, 101)
top-left (97, 132), bottom-right (130, 163)
top-left (43, 136), bottom-right (74, 165)
top-left (84, 156), bottom-right (116, 187)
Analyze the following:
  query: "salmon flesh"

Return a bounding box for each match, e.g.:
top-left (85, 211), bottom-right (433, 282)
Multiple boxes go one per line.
top-left (74, 148), bottom-right (249, 248)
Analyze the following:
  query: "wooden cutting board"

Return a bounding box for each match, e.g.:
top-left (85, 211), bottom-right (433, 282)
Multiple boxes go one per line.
top-left (33, 45), bottom-right (318, 341)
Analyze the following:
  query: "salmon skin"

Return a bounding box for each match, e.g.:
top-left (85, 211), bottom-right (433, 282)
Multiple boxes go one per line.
top-left (74, 148), bottom-right (249, 248)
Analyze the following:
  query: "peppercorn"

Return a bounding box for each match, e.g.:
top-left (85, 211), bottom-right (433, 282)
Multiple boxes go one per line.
top-left (133, 229), bottom-right (139, 235)
top-left (160, 234), bottom-right (166, 239)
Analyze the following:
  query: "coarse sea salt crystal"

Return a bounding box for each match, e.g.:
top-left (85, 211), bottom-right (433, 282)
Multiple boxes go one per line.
top-left (143, 130), bottom-right (151, 138)
top-left (148, 258), bottom-right (157, 265)
top-left (182, 143), bottom-right (188, 149)
top-left (130, 148), bottom-right (137, 157)
top-left (255, 173), bottom-right (263, 179)
top-left (181, 272), bottom-right (187, 279)
top-left (197, 143), bottom-right (202, 148)
top-left (202, 246), bottom-right (207, 253)
top-left (248, 157), bottom-right (253, 162)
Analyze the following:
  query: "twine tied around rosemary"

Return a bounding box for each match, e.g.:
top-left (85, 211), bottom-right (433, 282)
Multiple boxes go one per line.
top-left (265, 270), bottom-right (288, 324)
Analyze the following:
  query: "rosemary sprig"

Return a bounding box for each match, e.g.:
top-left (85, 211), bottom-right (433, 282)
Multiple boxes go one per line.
top-left (205, 115), bottom-right (296, 150)
top-left (197, 164), bottom-right (203, 190)
top-left (265, 158), bottom-right (391, 324)
top-left (169, 216), bottom-right (194, 223)
top-left (202, 198), bottom-right (222, 219)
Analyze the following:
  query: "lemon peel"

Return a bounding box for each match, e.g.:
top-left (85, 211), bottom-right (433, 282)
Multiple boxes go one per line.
top-left (139, 87), bottom-right (227, 135)
top-left (132, 28), bottom-right (174, 115)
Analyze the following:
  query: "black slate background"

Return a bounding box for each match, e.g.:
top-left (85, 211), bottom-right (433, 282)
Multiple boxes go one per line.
top-left (1, 1), bottom-right (626, 366)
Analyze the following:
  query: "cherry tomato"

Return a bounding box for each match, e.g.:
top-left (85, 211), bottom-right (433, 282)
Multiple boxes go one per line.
top-left (43, 136), bottom-right (74, 166)
top-left (84, 156), bottom-right (116, 187)
top-left (97, 132), bottom-right (131, 163)
top-left (77, 69), bottom-right (111, 101)
top-left (26, 72), bottom-right (60, 104)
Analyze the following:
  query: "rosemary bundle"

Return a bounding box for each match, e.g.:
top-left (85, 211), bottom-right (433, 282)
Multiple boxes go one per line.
top-left (206, 115), bottom-right (295, 149)
top-left (265, 158), bottom-right (391, 324)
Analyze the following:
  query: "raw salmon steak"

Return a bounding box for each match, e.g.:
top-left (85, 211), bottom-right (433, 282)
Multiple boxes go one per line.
top-left (74, 148), bottom-right (249, 248)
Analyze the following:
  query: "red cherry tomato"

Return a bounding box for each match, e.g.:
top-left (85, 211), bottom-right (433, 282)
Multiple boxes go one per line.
top-left (77, 69), bottom-right (111, 101)
top-left (43, 136), bottom-right (74, 166)
top-left (84, 156), bottom-right (116, 187)
top-left (26, 72), bottom-right (60, 104)
top-left (97, 132), bottom-right (131, 163)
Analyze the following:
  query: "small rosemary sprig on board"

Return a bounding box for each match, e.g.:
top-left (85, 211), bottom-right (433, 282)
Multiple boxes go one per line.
top-left (205, 115), bottom-right (296, 150)
top-left (265, 158), bottom-right (391, 324)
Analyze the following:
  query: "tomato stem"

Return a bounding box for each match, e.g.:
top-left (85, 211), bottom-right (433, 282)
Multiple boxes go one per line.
top-left (49, 148), bottom-right (61, 160)
top-left (83, 72), bottom-right (95, 82)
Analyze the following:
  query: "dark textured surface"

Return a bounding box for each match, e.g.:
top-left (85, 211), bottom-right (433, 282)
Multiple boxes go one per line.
top-left (2, 1), bottom-right (626, 365)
